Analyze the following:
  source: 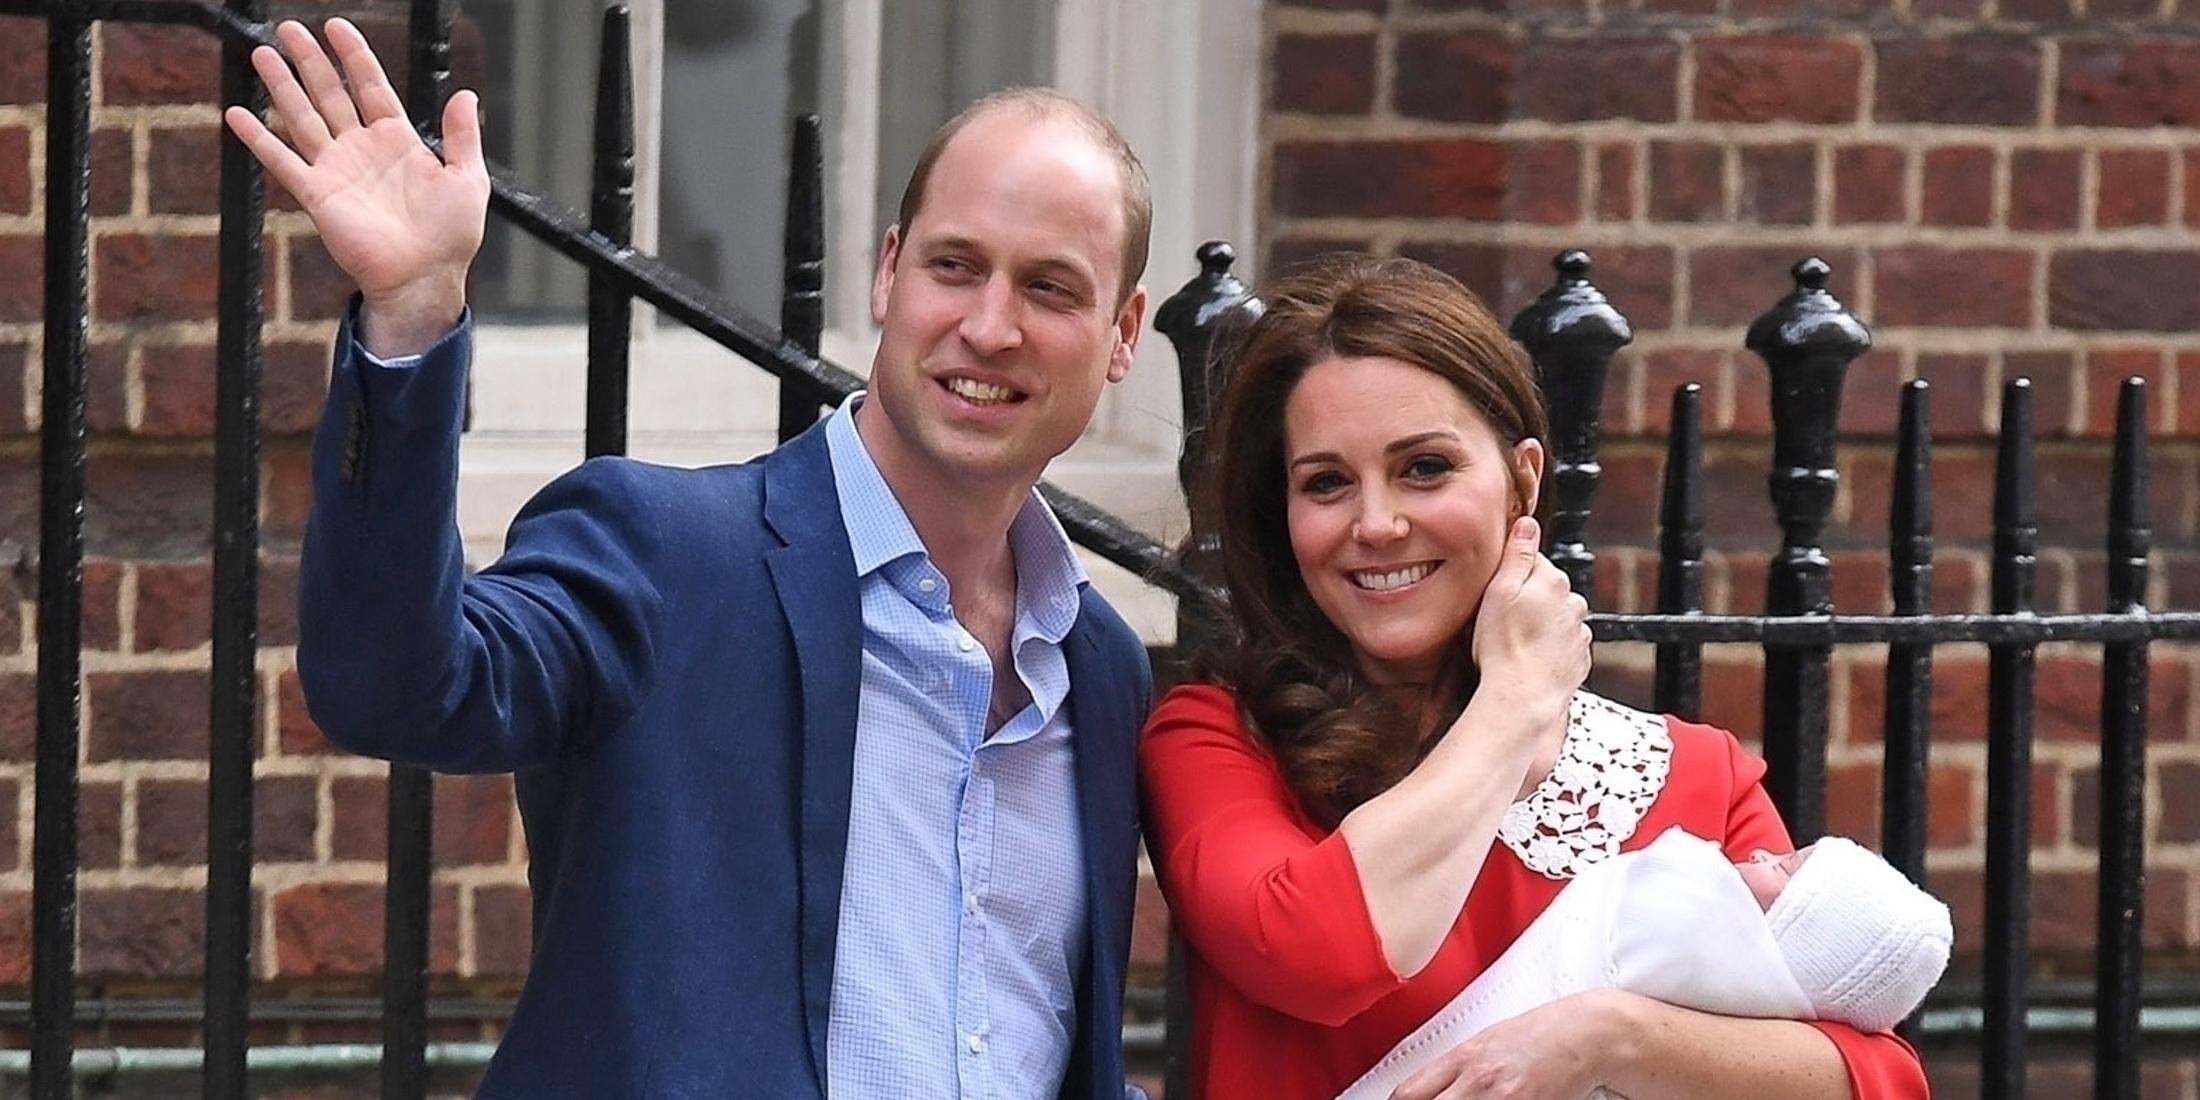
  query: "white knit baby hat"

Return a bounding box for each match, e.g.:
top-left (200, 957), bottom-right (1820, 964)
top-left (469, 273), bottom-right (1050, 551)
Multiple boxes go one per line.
top-left (1763, 835), bottom-right (1955, 1033)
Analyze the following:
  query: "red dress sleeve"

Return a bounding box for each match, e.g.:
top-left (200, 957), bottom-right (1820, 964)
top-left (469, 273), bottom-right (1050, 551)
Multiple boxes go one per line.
top-left (1138, 684), bottom-right (1405, 1026)
top-left (1698, 723), bottom-right (1932, 1100)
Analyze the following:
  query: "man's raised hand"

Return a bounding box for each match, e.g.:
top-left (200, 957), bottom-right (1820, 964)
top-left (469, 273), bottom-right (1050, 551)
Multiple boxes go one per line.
top-left (222, 18), bottom-right (490, 358)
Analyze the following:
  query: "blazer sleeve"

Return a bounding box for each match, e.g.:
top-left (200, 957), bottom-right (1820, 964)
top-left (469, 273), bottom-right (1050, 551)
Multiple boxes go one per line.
top-left (1704, 725), bottom-right (1932, 1100)
top-left (296, 302), bottom-right (665, 773)
top-left (1139, 685), bottom-right (1403, 1026)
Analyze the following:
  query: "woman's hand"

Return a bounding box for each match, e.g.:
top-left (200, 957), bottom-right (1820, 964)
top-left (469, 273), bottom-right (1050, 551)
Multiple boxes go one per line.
top-left (1390, 989), bottom-right (1616, 1100)
top-left (1467, 517), bottom-right (1591, 731)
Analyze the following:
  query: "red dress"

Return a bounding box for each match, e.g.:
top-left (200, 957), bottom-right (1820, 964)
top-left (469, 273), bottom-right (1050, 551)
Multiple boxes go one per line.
top-left (1139, 683), bottom-right (1930, 1099)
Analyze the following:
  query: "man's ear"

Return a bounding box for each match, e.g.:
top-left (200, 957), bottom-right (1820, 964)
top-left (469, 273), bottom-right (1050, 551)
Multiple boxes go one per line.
top-left (1510, 437), bottom-right (1546, 520)
top-left (870, 224), bottom-right (903, 326)
top-left (1107, 285), bottom-right (1149, 384)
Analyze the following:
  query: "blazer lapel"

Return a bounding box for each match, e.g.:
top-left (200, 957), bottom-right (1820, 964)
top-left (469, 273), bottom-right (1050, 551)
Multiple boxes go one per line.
top-left (1062, 616), bottom-right (1138, 1100)
top-left (761, 425), bottom-right (863, 1093)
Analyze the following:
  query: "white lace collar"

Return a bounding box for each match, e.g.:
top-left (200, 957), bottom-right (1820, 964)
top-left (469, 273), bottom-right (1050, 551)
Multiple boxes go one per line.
top-left (1496, 692), bottom-right (1674, 880)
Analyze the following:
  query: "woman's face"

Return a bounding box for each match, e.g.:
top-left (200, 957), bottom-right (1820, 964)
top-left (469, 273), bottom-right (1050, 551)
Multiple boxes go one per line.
top-left (1281, 354), bottom-right (1541, 688)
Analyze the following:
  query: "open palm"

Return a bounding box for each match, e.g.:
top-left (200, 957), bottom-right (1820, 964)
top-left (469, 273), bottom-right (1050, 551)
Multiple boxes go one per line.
top-left (223, 18), bottom-right (489, 304)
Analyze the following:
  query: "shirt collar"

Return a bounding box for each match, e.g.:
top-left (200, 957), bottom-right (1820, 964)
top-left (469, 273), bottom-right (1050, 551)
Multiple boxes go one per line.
top-left (823, 394), bottom-right (1090, 640)
top-left (825, 393), bottom-right (929, 578)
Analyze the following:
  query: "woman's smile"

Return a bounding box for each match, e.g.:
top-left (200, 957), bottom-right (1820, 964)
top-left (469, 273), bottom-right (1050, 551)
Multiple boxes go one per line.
top-left (1347, 560), bottom-right (1442, 594)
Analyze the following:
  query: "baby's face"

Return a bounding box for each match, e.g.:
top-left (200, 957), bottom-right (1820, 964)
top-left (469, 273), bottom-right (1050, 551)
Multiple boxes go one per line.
top-left (1735, 845), bottom-right (1815, 911)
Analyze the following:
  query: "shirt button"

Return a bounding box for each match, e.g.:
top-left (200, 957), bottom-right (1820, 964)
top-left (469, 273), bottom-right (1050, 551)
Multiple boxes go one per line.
top-left (957, 634), bottom-right (976, 653)
top-left (918, 578), bottom-right (937, 593)
top-left (965, 892), bottom-right (979, 915)
top-left (967, 1032), bottom-right (985, 1054)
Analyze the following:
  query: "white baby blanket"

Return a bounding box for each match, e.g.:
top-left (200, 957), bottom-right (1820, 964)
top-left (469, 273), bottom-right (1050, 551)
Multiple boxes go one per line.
top-left (1337, 828), bottom-right (1813, 1100)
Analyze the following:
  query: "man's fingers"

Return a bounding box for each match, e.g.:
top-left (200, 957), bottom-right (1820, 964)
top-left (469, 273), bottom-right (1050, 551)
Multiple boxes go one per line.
top-left (324, 18), bottom-right (407, 124)
top-left (249, 44), bottom-right (330, 158)
top-left (222, 106), bottom-right (311, 198)
top-left (438, 89), bottom-right (486, 177)
top-left (277, 20), bottom-right (363, 136)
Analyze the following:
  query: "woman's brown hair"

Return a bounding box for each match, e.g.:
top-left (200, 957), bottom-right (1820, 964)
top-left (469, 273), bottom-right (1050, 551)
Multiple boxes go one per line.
top-left (1194, 255), bottom-right (1549, 828)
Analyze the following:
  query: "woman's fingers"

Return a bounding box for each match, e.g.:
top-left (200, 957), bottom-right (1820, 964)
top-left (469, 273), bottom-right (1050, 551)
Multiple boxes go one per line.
top-left (324, 18), bottom-right (407, 125)
top-left (221, 105), bottom-right (311, 198)
top-left (276, 20), bottom-right (362, 137)
top-left (248, 44), bottom-right (330, 159)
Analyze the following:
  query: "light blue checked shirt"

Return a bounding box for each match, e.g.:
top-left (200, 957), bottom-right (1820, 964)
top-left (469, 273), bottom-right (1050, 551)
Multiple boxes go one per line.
top-left (823, 394), bottom-right (1091, 1099)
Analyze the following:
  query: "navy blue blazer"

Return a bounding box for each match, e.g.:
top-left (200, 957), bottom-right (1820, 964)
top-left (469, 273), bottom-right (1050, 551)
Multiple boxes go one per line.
top-left (296, 315), bottom-right (1153, 1098)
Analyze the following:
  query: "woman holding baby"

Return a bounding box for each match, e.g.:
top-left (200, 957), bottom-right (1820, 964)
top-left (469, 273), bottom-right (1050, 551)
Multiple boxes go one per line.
top-left (1139, 255), bottom-right (1936, 1098)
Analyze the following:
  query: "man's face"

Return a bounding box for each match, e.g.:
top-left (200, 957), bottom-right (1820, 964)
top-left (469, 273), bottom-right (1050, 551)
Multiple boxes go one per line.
top-left (861, 110), bottom-right (1148, 497)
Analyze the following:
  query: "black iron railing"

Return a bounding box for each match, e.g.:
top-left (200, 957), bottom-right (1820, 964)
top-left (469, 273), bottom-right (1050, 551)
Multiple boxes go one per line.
top-left (8, 4), bottom-right (2200, 1100)
top-left (1151, 244), bottom-right (2199, 1100)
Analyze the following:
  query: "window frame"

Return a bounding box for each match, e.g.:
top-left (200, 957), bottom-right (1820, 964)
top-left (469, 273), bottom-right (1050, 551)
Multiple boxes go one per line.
top-left (460, 0), bottom-right (1261, 639)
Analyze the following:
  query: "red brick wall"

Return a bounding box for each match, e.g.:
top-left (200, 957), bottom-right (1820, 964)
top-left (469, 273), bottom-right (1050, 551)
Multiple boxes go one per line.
top-left (1239, 0), bottom-right (2200, 1037)
top-left (0, 10), bottom-right (521, 1046)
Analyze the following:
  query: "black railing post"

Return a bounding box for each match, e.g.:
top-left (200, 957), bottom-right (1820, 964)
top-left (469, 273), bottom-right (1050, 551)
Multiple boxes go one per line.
top-left (1653, 383), bottom-right (1705, 720)
top-left (2095, 377), bottom-right (2150, 1100)
top-left (1883, 380), bottom-right (1934, 890)
top-left (1746, 258), bottom-right (1870, 842)
top-left (1152, 239), bottom-right (1262, 1100)
top-left (586, 4), bottom-right (634, 459)
top-left (1153, 240), bottom-right (1260, 498)
top-left (31, 11), bottom-right (92, 1100)
top-left (1882, 380), bottom-right (1934, 1044)
top-left (1508, 250), bottom-right (1633, 598)
top-left (206, 1), bottom-right (269, 1095)
top-left (780, 113), bottom-right (825, 441)
top-left (386, 4), bottom-right (454, 1098)
top-left (1983, 377), bottom-right (2038, 1099)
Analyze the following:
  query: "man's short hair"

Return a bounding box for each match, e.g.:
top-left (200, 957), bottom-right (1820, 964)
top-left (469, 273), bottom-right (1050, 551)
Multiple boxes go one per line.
top-left (894, 87), bottom-right (1152, 309)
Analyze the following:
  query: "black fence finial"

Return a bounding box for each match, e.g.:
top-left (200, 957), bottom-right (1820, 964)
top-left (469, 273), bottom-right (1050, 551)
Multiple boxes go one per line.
top-left (1509, 249), bottom-right (1633, 601)
top-left (1154, 240), bottom-right (1263, 498)
top-left (1748, 256), bottom-right (1870, 842)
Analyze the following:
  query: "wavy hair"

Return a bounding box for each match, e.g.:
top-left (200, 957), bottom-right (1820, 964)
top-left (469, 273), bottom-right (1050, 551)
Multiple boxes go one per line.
top-left (1192, 255), bottom-right (1548, 827)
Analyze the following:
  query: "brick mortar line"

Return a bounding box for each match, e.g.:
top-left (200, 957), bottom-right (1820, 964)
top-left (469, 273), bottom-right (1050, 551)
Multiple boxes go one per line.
top-left (85, 214), bottom-right (226, 234)
top-left (1269, 8), bottom-right (1383, 34)
top-left (1268, 214), bottom-right (2200, 247)
top-left (1370, 7), bottom-right (1396, 122)
top-left (117, 772), bottom-right (141, 867)
top-left (1265, 113), bottom-right (2200, 146)
top-left (457, 878), bottom-right (477, 975)
top-left (125, 118), bottom-right (147, 220)
top-left (1312, 10), bottom-right (2160, 32)
top-left (1676, 32), bottom-right (1697, 127)
top-left (434, 865), bottom-right (531, 888)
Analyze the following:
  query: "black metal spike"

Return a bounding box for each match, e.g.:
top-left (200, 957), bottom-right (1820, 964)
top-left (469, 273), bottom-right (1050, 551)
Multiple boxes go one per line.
top-left (206, 1), bottom-right (268, 1095)
top-left (31, 14), bottom-right (91, 1100)
top-left (1509, 250), bottom-right (1634, 599)
top-left (2096, 377), bottom-right (2150, 1100)
top-left (780, 113), bottom-right (826, 441)
top-left (1882, 380), bottom-right (1933, 890)
top-left (1154, 240), bottom-right (1263, 498)
top-left (1983, 377), bottom-right (2038, 1100)
top-left (1654, 382), bottom-right (1705, 720)
top-left (1153, 240), bottom-right (1261, 1100)
top-left (1749, 257), bottom-right (1871, 842)
top-left (586, 4), bottom-right (635, 459)
top-left (385, 5), bottom-right (455, 1098)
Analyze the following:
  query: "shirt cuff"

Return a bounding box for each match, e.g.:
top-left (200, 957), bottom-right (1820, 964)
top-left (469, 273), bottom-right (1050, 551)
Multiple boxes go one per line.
top-left (344, 293), bottom-right (474, 369)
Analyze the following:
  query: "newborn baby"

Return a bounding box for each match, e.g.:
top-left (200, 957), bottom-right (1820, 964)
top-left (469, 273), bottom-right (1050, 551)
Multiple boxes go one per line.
top-left (1339, 827), bottom-right (1953, 1100)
